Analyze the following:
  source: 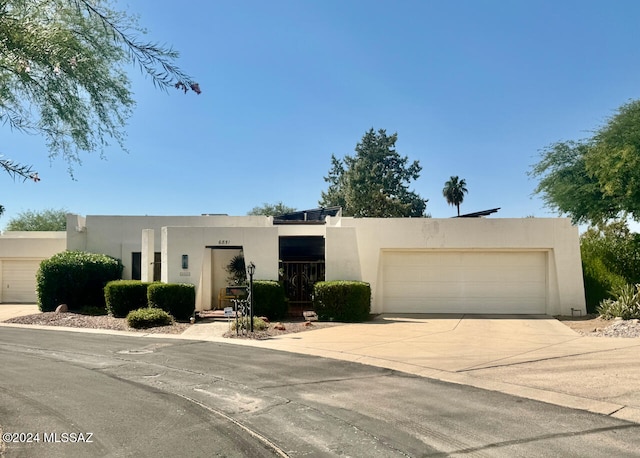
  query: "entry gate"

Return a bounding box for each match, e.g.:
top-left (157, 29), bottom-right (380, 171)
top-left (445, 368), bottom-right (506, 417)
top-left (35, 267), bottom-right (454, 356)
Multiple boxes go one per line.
top-left (280, 261), bottom-right (325, 316)
top-left (229, 286), bottom-right (251, 336)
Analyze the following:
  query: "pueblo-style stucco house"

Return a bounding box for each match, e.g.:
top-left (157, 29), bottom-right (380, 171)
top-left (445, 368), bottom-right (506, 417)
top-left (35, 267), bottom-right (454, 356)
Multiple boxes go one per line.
top-left (1, 209), bottom-right (586, 316)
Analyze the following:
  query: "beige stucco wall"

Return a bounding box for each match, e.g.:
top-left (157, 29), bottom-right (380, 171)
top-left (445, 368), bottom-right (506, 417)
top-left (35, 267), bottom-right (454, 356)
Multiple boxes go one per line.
top-left (0, 231), bottom-right (66, 258)
top-left (325, 217), bottom-right (585, 315)
top-left (66, 214), bottom-right (273, 279)
top-left (64, 214), bottom-right (585, 315)
top-left (162, 226), bottom-right (279, 310)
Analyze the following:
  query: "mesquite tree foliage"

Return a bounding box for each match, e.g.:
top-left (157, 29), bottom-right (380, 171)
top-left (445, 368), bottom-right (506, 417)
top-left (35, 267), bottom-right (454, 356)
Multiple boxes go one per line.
top-left (0, 0), bottom-right (199, 181)
top-left (531, 100), bottom-right (640, 224)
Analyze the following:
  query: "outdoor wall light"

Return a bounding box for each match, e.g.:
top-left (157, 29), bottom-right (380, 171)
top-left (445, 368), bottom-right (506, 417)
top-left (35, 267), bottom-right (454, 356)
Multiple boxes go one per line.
top-left (182, 254), bottom-right (188, 269)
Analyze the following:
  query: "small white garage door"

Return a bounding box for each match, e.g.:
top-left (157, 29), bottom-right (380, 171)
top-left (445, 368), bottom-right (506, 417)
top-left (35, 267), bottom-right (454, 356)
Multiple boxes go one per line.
top-left (2, 260), bottom-right (41, 303)
top-left (382, 251), bottom-right (547, 314)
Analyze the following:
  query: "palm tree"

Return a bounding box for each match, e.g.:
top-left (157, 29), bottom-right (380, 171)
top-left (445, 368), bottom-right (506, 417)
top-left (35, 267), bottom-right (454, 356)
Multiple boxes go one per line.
top-left (443, 176), bottom-right (468, 216)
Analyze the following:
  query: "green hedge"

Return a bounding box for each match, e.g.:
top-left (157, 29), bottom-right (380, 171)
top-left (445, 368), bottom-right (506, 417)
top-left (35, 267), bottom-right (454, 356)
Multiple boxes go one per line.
top-left (37, 250), bottom-right (123, 312)
top-left (105, 280), bottom-right (153, 318)
top-left (126, 308), bottom-right (173, 329)
top-left (147, 283), bottom-right (195, 321)
top-left (253, 281), bottom-right (287, 320)
top-left (313, 281), bottom-right (371, 322)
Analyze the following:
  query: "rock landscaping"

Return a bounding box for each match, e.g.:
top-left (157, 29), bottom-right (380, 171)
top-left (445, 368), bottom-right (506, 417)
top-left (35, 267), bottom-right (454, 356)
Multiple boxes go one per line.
top-left (4, 311), bottom-right (189, 334)
top-left (589, 318), bottom-right (640, 338)
top-left (222, 319), bottom-right (338, 339)
top-left (558, 315), bottom-right (640, 338)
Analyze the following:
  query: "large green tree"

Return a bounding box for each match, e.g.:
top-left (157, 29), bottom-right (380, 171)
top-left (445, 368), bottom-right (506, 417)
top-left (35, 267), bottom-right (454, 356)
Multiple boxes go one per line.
top-left (319, 128), bottom-right (428, 217)
top-left (0, 0), bottom-right (199, 181)
top-left (6, 208), bottom-right (67, 230)
top-left (247, 202), bottom-right (297, 216)
top-left (442, 176), bottom-right (468, 216)
top-left (531, 99), bottom-right (640, 224)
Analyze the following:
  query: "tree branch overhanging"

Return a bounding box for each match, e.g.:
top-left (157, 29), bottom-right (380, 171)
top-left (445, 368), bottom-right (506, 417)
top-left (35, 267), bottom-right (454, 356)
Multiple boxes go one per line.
top-left (71, 0), bottom-right (201, 94)
top-left (0, 157), bottom-right (39, 181)
top-left (0, 0), bottom-right (200, 181)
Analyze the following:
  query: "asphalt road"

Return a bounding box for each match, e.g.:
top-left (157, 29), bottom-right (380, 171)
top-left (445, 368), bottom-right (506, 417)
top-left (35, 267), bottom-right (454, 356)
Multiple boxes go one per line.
top-left (1, 328), bottom-right (639, 457)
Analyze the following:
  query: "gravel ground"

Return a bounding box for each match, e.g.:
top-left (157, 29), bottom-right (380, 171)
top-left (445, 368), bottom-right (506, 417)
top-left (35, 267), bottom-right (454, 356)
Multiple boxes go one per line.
top-left (557, 314), bottom-right (640, 338)
top-left (222, 320), bottom-right (341, 339)
top-left (588, 318), bottom-right (640, 337)
top-left (4, 312), bottom-right (189, 334)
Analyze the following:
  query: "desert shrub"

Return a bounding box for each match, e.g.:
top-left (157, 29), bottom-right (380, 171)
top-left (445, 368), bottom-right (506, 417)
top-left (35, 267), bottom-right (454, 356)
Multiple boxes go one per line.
top-left (226, 253), bottom-right (246, 285)
top-left (147, 283), bottom-right (195, 321)
top-left (37, 250), bottom-right (123, 312)
top-left (126, 308), bottom-right (173, 329)
top-left (582, 256), bottom-right (627, 314)
top-left (597, 284), bottom-right (640, 320)
top-left (104, 280), bottom-right (154, 317)
top-left (313, 281), bottom-right (371, 322)
top-left (253, 281), bottom-right (286, 320)
top-left (230, 316), bottom-right (268, 331)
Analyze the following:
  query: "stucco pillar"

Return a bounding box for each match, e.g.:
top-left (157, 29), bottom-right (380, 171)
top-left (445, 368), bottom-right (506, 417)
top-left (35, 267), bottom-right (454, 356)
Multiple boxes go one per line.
top-left (141, 229), bottom-right (154, 282)
top-left (196, 247), bottom-right (212, 311)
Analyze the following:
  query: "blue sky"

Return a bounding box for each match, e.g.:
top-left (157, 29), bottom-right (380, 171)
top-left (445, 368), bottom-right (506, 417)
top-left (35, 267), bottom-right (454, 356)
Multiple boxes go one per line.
top-left (2, 0), bottom-right (640, 229)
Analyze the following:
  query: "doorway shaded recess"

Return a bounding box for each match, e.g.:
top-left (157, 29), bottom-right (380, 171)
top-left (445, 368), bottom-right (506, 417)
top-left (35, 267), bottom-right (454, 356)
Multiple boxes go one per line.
top-left (132, 252), bottom-right (161, 281)
top-left (279, 236), bottom-right (325, 317)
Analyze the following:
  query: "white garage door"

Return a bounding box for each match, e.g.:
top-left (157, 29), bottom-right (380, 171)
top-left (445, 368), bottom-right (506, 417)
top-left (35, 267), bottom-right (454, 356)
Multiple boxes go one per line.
top-left (382, 251), bottom-right (547, 314)
top-left (2, 260), bottom-right (41, 303)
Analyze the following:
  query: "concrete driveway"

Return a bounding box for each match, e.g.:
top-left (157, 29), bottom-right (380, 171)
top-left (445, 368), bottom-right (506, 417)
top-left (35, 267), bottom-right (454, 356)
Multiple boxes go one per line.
top-left (0, 303), bottom-right (39, 321)
top-left (227, 314), bottom-right (640, 424)
top-left (3, 306), bottom-right (640, 424)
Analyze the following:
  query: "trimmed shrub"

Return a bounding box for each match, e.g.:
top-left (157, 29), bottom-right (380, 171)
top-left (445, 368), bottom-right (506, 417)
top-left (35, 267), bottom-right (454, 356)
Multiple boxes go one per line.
top-left (147, 283), bottom-right (195, 321)
top-left (126, 308), bottom-right (173, 329)
top-left (37, 250), bottom-right (123, 312)
top-left (582, 257), bottom-right (627, 314)
top-left (313, 281), bottom-right (371, 322)
top-left (253, 281), bottom-right (286, 320)
top-left (230, 316), bottom-right (268, 331)
top-left (105, 280), bottom-right (153, 318)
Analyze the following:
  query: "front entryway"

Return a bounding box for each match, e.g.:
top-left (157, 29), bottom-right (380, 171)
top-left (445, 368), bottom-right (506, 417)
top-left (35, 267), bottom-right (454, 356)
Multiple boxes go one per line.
top-left (209, 246), bottom-right (244, 310)
top-left (279, 236), bottom-right (325, 316)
